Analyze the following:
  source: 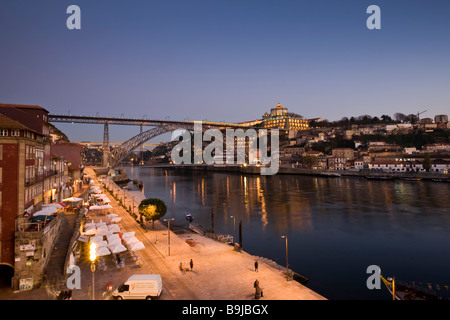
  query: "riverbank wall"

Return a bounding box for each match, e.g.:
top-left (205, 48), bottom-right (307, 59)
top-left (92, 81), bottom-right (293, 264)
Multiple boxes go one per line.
top-left (129, 163), bottom-right (450, 182)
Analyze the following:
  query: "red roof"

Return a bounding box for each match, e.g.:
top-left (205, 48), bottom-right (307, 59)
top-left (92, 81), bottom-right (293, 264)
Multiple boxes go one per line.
top-left (0, 103), bottom-right (48, 112)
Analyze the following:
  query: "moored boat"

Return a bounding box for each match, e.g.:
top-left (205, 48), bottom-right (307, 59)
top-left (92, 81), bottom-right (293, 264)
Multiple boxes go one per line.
top-left (185, 212), bottom-right (194, 222)
top-left (365, 175), bottom-right (393, 180)
top-left (381, 275), bottom-right (445, 300)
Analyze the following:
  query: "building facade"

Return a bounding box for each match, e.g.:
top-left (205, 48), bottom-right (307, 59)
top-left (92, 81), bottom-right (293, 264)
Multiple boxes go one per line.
top-left (0, 103), bottom-right (74, 287)
top-left (262, 103), bottom-right (309, 131)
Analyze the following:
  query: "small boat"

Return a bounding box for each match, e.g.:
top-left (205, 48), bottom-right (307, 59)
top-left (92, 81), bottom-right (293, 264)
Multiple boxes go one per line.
top-left (400, 177), bottom-right (422, 181)
top-left (432, 178), bottom-right (449, 183)
top-left (133, 179), bottom-right (144, 189)
top-left (381, 275), bottom-right (444, 300)
top-left (366, 175), bottom-right (393, 180)
top-left (185, 212), bottom-right (194, 222)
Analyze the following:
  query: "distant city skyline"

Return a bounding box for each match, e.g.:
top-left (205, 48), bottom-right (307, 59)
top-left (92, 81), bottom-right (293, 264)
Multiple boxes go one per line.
top-left (1, 0), bottom-right (449, 142)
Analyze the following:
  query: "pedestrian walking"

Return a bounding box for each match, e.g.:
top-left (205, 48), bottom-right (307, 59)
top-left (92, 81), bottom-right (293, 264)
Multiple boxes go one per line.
top-left (179, 262), bottom-right (185, 274)
top-left (190, 259), bottom-right (194, 271)
top-left (254, 279), bottom-right (259, 288)
top-left (254, 260), bottom-right (258, 272)
top-left (255, 284), bottom-right (263, 299)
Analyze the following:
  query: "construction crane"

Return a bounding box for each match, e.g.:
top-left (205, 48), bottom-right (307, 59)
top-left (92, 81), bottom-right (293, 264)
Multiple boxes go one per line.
top-left (416, 110), bottom-right (427, 121)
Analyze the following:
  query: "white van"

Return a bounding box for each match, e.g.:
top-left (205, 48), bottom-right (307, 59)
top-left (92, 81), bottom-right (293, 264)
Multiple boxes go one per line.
top-left (113, 274), bottom-right (163, 300)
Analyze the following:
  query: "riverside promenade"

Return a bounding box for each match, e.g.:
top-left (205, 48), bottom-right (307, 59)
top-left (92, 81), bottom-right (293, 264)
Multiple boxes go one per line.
top-left (0, 167), bottom-right (326, 300)
top-left (93, 168), bottom-right (326, 300)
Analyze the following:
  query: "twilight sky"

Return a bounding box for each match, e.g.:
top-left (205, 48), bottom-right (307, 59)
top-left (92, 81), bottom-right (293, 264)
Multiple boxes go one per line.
top-left (1, 0), bottom-right (449, 142)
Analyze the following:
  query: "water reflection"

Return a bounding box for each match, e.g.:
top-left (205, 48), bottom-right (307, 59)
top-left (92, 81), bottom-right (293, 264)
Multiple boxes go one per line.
top-left (125, 167), bottom-right (450, 299)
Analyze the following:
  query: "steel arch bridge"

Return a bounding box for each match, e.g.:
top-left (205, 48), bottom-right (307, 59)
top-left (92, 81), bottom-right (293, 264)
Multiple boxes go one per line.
top-left (48, 114), bottom-right (255, 168)
top-left (109, 123), bottom-right (196, 169)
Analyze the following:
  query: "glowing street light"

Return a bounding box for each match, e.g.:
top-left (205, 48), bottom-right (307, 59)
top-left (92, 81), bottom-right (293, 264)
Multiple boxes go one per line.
top-left (89, 242), bottom-right (97, 300)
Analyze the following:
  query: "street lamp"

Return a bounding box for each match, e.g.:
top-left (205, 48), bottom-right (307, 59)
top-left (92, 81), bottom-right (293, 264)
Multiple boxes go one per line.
top-left (163, 218), bottom-right (175, 256)
top-left (89, 242), bottom-right (97, 300)
top-left (230, 215), bottom-right (236, 244)
top-left (281, 236), bottom-right (289, 281)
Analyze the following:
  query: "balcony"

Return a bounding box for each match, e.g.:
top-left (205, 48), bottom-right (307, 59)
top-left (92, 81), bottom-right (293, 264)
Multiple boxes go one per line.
top-left (25, 171), bottom-right (61, 186)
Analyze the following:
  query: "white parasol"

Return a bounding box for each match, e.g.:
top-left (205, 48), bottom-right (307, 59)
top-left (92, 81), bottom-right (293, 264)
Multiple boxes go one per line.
top-left (97, 228), bottom-right (112, 236)
top-left (63, 197), bottom-right (83, 202)
top-left (77, 235), bottom-right (89, 243)
top-left (125, 236), bottom-right (140, 245)
top-left (130, 241), bottom-right (145, 251)
top-left (90, 235), bottom-right (104, 243)
top-left (43, 203), bottom-right (64, 209)
top-left (121, 232), bottom-right (135, 239)
top-left (93, 240), bottom-right (108, 248)
top-left (85, 228), bottom-right (97, 236)
top-left (109, 243), bottom-right (127, 254)
top-left (108, 224), bottom-right (120, 233)
top-left (34, 207), bottom-right (57, 216)
top-left (108, 238), bottom-right (122, 247)
top-left (85, 223), bottom-right (96, 230)
top-left (96, 246), bottom-right (111, 256)
top-left (107, 233), bottom-right (120, 242)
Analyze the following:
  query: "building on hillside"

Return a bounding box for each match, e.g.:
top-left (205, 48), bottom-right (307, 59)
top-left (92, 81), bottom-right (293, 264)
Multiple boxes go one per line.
top-left (331, 148), bottom-right (355, 161)
top-left (262, 103), bottom-right (309, 131)
top-left (327, 156), bottom-right (347, 170)
top-left (368, 160), bottom-right (424, 172)
top-left (430, 159), bottom-right (450, 174)
top-left (434, 114), bottom-right (448, 124)
top-left (354, 159), bottom-right (364, 170)
top-left (423, 143), bottom-right (450, 153)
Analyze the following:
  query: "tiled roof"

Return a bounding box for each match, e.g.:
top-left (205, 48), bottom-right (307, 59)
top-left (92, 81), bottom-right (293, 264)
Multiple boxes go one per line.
top-left (0, 114), bottom-right (33, 130)
top-left (0, 103), bottom-right (48, 112)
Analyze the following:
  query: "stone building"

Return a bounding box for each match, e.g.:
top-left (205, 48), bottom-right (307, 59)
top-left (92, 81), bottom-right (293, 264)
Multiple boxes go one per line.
top-left (0, 103), bottom-right (76, 289)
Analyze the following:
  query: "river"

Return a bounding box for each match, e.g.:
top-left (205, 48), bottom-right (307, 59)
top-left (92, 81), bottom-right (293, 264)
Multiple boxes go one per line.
top-left (124, 166), bottom-right (450, 300)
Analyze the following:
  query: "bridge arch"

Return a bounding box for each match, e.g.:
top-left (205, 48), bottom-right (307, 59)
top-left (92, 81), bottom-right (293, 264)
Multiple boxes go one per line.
top-left (110, 124), bottom-right (196, 168)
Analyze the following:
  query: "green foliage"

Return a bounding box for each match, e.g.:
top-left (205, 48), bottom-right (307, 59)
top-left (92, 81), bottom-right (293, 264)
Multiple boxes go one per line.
top-left (301, 154), bottom-right (318, 168)
top-left (360, 133), bottom-right (438, 149)
top-left (423, 153), bottom-right (431, 172)
top-left (138, 198), bottom-right (167, 228)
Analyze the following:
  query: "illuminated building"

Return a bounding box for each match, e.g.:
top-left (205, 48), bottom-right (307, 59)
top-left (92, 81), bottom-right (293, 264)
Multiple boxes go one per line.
top-left (262, 103), bottom-right (309, 130)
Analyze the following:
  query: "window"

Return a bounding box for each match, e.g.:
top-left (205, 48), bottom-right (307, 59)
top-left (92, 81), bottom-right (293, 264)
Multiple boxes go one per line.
top-left (0, 130), bottom-right (8, 136)
top-left (118, 284), bottom-right (129, 293)
top-left (11, 130), bottom-right (20, 137)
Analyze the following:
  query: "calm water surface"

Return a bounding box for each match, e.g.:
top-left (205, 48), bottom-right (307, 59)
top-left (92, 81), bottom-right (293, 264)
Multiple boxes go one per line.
top-left (125, 166), bottom-right (450, 300)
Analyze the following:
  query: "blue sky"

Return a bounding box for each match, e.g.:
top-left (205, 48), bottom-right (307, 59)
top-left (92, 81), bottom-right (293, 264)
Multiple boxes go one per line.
top-left (1, 0), bottom-right (449, 142)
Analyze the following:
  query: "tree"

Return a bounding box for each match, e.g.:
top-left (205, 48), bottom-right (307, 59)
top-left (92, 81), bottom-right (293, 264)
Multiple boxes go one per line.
top-left (138, 198), bottom-right (167, 229)
top-left (302, 154), bottom-right (318, 169)
top-left (381, 114), bottom-right (393, 123)
top-left (423, 153), bottom-right (431, 172)
top-left (394, 112), bottom-right (407, 123)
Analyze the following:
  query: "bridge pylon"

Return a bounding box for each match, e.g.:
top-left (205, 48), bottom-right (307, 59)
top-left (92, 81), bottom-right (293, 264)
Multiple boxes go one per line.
top-left (102, 122), bottom-right (110, 167)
